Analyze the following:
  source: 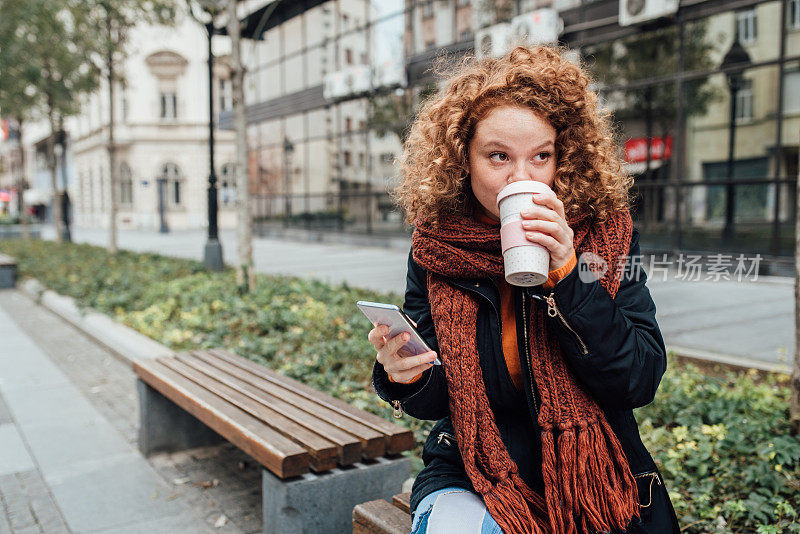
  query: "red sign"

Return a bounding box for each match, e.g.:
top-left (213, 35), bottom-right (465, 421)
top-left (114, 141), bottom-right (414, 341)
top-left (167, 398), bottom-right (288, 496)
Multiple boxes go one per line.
top-left (0, 192), bottom-right (10, 202)
top-left (0, 119), bottom-right (8, 142)
top-left (624, 136), bottom-right (673, 163)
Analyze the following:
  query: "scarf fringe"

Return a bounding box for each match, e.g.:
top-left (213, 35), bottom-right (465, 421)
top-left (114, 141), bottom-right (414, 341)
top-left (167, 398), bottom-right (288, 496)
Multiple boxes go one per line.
top-left (484, 477), bottom-right (548, 534)
top-left (541, 419), bottom-right (639, 534)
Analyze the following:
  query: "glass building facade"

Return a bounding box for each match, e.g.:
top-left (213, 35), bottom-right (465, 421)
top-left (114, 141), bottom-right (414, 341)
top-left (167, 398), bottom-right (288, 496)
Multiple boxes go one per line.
top-left (223, 0), bottom-right (800, 259)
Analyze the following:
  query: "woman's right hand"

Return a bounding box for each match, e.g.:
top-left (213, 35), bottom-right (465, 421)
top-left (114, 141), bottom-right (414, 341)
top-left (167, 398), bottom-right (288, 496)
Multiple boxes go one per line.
top-left (368, 324), bottom-right (439, 384)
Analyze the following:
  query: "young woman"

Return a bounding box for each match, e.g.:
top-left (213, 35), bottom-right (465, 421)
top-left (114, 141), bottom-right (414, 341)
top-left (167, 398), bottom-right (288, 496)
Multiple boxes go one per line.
top-left (367, 45), bottom-right (681, 534)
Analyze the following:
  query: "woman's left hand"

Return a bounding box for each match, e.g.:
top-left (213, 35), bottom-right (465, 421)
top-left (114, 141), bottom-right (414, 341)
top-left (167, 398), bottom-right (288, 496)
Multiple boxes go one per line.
top-left (520, 193), bottom-right (575, 272)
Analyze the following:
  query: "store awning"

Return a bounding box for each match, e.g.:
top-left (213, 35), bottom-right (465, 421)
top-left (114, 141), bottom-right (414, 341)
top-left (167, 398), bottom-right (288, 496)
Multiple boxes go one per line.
top-left (219, 0), bottom-right (328, 40)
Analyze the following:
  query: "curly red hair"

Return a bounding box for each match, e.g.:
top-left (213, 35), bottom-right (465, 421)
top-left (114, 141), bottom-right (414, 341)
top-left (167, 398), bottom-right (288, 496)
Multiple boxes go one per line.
top-left (394, 45), bottom-right (633, 226)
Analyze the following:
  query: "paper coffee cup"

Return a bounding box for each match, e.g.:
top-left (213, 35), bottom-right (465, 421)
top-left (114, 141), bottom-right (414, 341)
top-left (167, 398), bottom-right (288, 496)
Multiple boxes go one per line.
top-left (496, 181), bottom-right (555, 286)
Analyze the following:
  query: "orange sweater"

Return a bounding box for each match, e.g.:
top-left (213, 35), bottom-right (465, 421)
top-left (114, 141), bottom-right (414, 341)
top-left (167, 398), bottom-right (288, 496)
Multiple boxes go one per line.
top-left (390, 210), bottom-right (577, 387)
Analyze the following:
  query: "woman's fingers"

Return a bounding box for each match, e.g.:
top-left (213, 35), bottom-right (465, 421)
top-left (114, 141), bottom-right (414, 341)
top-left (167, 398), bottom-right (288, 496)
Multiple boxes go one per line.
top-left (367, 325), bottom-right (388, 349)
top-left (387, 352), bottom-right (439, 383)
top-left (389, 363), bottom-right (434, 383)
top-left (375, 331), bottom-right (410, 365)
top-left (394, 351), bottom-right (438, 370)
top-left (532, 192), bottom-right (566, 219)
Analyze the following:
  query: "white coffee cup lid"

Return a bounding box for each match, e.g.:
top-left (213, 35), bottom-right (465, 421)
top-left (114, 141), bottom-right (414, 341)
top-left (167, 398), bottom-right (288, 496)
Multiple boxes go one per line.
top-left (496, 181), bottom-right (555, 207)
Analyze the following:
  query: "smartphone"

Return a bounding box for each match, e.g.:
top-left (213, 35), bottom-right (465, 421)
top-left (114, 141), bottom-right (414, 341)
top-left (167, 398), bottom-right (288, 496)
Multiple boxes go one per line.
top-left (356, 301), bottom-right (442, 365)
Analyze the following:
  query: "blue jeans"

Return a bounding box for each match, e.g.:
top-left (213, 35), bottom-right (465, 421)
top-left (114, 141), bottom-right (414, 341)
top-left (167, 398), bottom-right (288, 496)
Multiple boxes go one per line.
top-left (410, 487), bottom-right (504, 534)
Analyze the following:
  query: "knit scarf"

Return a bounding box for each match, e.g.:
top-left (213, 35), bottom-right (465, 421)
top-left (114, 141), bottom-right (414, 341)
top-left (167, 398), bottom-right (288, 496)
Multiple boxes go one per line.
top-left (411, 206), bottom-right (638, 534)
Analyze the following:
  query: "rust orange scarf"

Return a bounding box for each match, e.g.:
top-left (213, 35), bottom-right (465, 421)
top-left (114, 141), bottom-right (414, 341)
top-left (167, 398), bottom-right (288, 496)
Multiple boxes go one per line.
top-left (412, 207), bottom-right (638, 534)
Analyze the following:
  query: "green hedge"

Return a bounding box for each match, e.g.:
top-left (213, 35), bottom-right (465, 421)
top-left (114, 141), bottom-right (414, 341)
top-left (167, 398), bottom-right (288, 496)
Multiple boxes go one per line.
top-left (1, 239), bottom-right (798, 532)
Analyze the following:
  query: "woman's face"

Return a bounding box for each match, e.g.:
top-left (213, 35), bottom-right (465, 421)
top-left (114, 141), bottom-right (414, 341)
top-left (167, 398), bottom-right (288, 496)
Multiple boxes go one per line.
top-left (467, 105), bottom-right (557, 220)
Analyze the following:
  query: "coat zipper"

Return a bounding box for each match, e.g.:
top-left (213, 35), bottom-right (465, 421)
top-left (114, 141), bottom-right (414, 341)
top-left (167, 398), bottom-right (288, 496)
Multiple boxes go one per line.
top-left (633, 471), bottom-right (661, 508)
top-left (544, 292), bottom-right (589, 356)
top-left (437, 431), bottom-right (456, 445)
top-left (490, 279), bottom-right (540, 418)
top-left (391, 400), bottom-right (403, 419)
top-left (521, 291), bottom-right (539, 416)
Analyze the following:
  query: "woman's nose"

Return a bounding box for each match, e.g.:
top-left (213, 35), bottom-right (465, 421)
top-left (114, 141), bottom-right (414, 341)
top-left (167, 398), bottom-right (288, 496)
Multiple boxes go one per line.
top-left (506, 162), bottom-right (533, 184)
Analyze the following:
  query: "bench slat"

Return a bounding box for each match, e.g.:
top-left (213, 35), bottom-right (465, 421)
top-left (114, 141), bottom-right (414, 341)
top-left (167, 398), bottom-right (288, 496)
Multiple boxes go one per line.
top-left (161, 357), bottom-right (339, 473)
top-left (207, 348), bottom-right (415, 454)
top-left (134, 359), bottom-right (310, 478)
top-left (189, 350), bottom-right (386, 459)
top-left (174, 353), bottom-right (363, 466)
top-left (352, 499), bottom-right (411, 534)
top-left (392, 492), bottom-right (411, 514)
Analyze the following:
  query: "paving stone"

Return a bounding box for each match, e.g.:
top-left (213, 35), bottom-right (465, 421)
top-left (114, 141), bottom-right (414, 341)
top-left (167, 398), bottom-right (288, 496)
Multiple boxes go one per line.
top-left (0, 425), bottom-right (35, 477)
top-left (0, 292), bottom-right (253, 533)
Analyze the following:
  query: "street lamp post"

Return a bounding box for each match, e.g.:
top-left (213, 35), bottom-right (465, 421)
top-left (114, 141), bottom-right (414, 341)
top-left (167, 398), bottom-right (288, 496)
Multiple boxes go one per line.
top-left (283, 137), bottom-right (294, 228)
top-left (720, 39), bottom-right (752, 246)
top-left (203, 20), bottom-right (223, 271)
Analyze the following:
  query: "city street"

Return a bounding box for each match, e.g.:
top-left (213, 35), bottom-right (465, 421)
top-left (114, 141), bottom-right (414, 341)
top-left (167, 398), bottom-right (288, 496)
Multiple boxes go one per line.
top-left (46, 225), bottom-right (793, 372)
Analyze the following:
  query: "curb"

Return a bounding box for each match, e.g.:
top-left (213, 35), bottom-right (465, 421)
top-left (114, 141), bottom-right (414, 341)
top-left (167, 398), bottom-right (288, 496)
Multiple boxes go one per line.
top-left (18, 279), bottom-right (174, 367)
top-left (666, 344), bottom-right (791, 375)
top-left (16, 279), bottom-right (790, 376)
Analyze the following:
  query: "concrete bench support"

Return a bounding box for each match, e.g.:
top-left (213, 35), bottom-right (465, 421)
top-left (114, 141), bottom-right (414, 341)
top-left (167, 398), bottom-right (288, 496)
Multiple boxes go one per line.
top-left (262, 456), bottom-right (411, 534)
top-left (0, 255), bottom-right (16, 289)
top-left (136, 379), bottom-right (225, 456)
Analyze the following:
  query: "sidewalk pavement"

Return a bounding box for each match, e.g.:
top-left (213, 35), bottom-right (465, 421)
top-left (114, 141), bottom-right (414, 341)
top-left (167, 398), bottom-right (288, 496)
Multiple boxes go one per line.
top-left (0, 289), bottom-right (261, 533)
top-left (41, 225), bottom-right (792, 371)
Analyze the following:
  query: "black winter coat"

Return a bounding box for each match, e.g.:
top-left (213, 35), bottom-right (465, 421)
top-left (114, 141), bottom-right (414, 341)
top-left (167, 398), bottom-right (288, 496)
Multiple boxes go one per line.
top-left (372, 227), bottom-right (681, 533)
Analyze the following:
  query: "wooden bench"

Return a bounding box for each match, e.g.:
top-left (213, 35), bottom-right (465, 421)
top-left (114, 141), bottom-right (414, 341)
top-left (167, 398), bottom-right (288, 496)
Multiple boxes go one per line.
top-left (353, 491), bottom-right (413, 534)
top-left (0, 254), bottom-right (17, 288)
top-left (134, 348), bottom-right (414, 534)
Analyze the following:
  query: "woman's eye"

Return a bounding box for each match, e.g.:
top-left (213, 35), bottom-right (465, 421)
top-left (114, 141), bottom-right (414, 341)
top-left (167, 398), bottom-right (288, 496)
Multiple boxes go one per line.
top-left (533, 152), bottom-right (552, 162)
top-left (489, 152), bottom-right (508, 162)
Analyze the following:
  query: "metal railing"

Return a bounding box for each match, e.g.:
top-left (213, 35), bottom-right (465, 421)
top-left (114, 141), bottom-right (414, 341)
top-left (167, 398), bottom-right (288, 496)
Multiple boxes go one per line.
top-left (252, 176), bottom-right (798, 258)
top-left (252, 190), bottom-right (411, 237)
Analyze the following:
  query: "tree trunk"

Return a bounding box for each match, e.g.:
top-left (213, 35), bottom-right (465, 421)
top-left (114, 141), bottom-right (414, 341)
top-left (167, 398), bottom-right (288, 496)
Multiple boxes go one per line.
top-left (17, 118), bottom-right (29, 240)
top-left (228, 0), bottom-right (253, 290)
top-left (107, 17), bottom-right (118, 254)
top-left (47, 110), bottom-right (63, 244)
top-left (792, 147), bottom-right (800, 435)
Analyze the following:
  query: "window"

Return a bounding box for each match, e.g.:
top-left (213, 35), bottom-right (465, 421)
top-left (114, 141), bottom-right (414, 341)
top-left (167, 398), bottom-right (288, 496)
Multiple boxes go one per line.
top-left (119, 162), bottom-right (133, 206)
top-left (342, 14), bottom-right (349, 29)
top-left (736, 8), bottom-right (757, 44)
top-left (343, 151), bottom-right (352, 166)
top-left (360, 53), bottom-right (367, 64)
top-left (160, 91), bottom-right (177, 120)
top-left (345, 117), bottom-right (352, 131)
top-left (422, 2), bottom-right (434, 18)
top-left (345, 48), bottom-right (353, 65)
top-left (784, 70), bottom-right (800, 114)
top-left (221, 163), bottom-right (237, 206)
top-left (161, 162), bottom-right (182, 206)
top-left (358, 120), bottom-right (365, 130)
top-left (789, 0), bottom-right (800, 30)
top-left (735, 79), bottom-right (753, 123)
top-left (219, 79), bottom-right (232, 112)
top-left (358, 153), bottom-right (365, 167)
